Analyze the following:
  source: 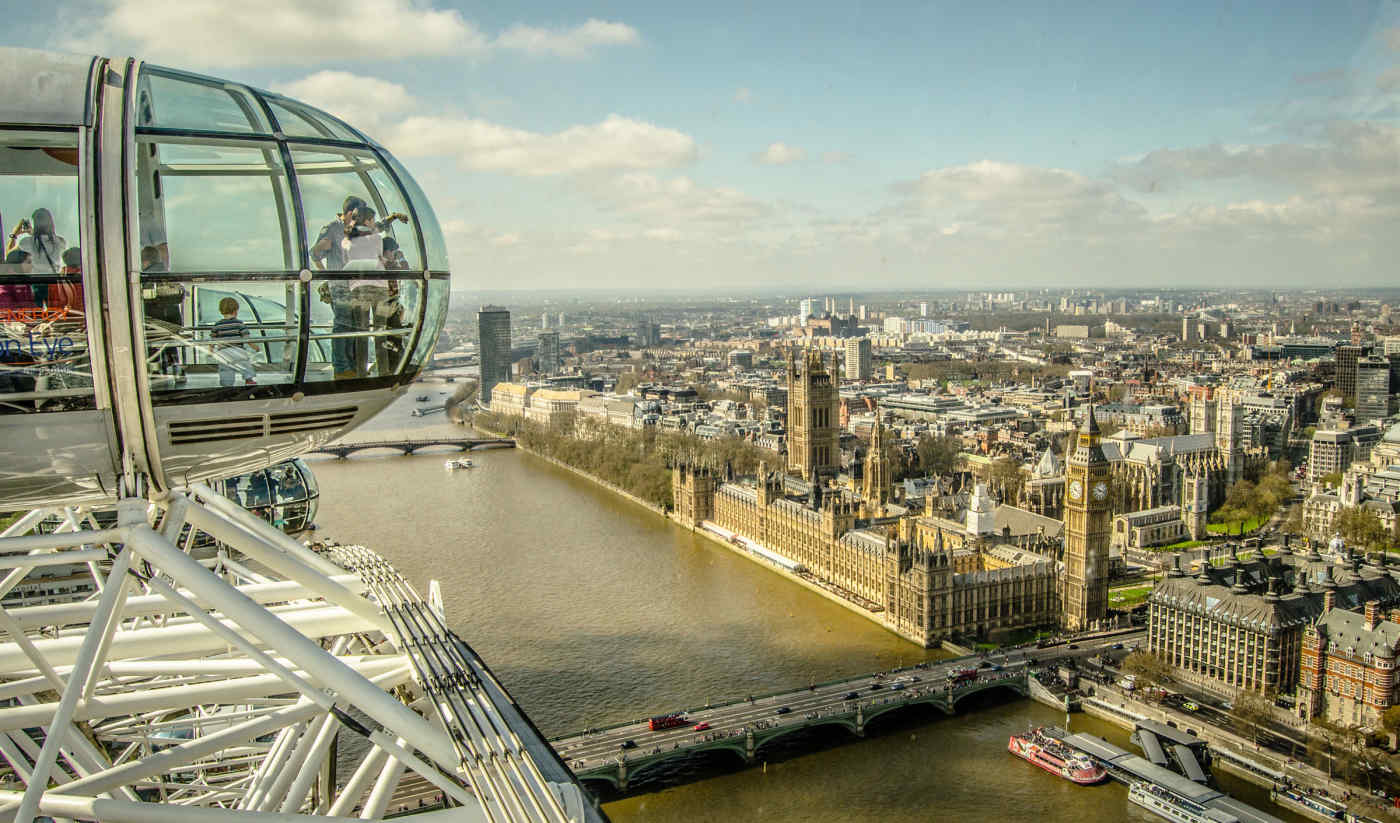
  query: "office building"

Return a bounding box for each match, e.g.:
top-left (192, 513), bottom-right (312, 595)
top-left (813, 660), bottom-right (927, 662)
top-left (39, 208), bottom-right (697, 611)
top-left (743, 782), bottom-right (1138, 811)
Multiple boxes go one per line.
top-left (844, 337), bottom-right (873, 381)
top-left (478, 305), bottom-right (512, 408)
top-left (1337, 344), bottom-right (1365, 405)
top-left (1310, 429), bottom-right (1354, 484)
top-left (1356, 356), bottom-right (1392, 424)
top-left (635, 320), bottom-right (660, 348)
top-left (1149, 545), bottom-right (1400, 699)
top-left (537, 331), bottom-right (560, 375)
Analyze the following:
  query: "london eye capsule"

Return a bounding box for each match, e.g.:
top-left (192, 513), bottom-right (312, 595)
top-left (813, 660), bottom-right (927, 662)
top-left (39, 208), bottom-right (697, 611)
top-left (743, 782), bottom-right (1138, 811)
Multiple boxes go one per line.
top-left (0, 48), bottom-right (451, 509)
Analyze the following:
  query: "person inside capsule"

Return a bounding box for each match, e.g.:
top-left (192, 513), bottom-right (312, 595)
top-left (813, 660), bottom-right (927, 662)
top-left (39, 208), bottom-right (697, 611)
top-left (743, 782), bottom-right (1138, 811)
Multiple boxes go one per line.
top-left (313, 195), bottom-right (409, 378)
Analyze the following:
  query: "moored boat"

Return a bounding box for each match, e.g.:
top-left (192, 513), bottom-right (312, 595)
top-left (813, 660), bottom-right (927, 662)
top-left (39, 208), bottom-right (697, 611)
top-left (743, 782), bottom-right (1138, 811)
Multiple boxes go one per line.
top-left (1007, 727), bottom-right (1107, 785)
top-left (1130, 782), bottom-right (1239, 823)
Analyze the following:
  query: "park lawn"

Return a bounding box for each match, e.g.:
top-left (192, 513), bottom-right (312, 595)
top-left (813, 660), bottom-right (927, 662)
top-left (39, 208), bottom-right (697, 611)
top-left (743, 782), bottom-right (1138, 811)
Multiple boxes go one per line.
top-left (1208, 514), bottom-right (1266, 535)
top-left (1110, 583), bottom-right (1156, 609)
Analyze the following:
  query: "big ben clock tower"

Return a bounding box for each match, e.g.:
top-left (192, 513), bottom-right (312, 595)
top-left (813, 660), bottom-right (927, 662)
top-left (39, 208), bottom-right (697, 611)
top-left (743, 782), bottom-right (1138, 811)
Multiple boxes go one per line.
top-left (1062, 405), bottom-right (1111, 632)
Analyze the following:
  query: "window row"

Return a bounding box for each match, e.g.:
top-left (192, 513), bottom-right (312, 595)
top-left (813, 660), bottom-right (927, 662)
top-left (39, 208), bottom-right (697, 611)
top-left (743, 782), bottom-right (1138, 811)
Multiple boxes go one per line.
top-left (134, 136), bottom-right (448, 274)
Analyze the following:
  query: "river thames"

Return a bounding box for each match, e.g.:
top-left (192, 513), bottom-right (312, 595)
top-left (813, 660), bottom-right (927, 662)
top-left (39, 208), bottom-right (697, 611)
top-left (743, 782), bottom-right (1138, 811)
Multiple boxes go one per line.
top-left (308, 384), bottom-right (1306, 822)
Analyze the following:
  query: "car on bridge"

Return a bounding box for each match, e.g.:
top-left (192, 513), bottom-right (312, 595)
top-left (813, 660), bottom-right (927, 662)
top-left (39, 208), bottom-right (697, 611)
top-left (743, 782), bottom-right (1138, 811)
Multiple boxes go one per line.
top-left (775, 706), bottom-right (791, 715)
top-left (693, 722), bottom-right (711, 731)
top-left (619, 740), bottom-right (636, 750)
top-left (844, 691), bottom-right (860, 700)
top-left (869, 683), bottom-right (883, 691)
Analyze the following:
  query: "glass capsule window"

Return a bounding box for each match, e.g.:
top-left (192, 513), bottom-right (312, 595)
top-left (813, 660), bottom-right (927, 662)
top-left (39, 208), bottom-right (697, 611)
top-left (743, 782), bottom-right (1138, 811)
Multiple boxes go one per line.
top-left (212, 458), bottom-right (320, 534)
top-left (127, 64), bottom-right (452, 400)
top-left (0, 129), bottom-right (93, 413)
top-left (136, 70), bottom-right (270, 134)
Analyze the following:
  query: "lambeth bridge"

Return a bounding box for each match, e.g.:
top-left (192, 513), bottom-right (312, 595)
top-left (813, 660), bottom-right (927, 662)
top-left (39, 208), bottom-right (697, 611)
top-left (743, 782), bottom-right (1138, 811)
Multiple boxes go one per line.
top-left (307, 437), bottom-right (516, 458)
top-left (553, 653), bottom-right (1047, 792)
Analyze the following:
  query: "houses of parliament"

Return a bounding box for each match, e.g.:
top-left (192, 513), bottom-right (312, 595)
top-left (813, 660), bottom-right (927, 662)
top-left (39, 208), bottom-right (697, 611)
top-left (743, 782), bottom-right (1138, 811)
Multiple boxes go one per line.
top-left (671, 349), bottom-right (1113, 646)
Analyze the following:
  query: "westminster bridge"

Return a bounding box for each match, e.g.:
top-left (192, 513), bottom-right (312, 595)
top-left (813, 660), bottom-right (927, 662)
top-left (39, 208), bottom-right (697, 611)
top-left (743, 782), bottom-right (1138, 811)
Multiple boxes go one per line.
top-left (552, 646), bottom-right (1067, 793)
top-left (307, 436), bottom-right (515, 458)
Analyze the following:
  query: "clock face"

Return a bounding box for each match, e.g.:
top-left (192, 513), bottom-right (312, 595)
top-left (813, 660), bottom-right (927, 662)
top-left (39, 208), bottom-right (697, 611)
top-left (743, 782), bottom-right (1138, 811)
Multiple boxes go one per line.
top-left (1068, 480), bottom-right (1083, 501)
top-left (1092, 481), bottom-right (1108, 501)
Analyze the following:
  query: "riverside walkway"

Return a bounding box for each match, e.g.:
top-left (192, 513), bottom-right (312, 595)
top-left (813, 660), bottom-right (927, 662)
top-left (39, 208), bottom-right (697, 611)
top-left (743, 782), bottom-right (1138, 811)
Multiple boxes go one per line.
top-left (308, 437), bottom-right (515, 458)
top-left (553, 647), bottom-right (1057, 792)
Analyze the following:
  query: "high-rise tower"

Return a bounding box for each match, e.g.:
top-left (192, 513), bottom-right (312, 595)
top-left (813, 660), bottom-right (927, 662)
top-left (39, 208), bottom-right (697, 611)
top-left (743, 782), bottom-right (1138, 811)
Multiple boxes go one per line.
top-left (786, 349), bottom-right (839, 479)
top-left (1062, 406), bottom-right (1111, 632)
top-left (478, 305), bottom-right (512, 408)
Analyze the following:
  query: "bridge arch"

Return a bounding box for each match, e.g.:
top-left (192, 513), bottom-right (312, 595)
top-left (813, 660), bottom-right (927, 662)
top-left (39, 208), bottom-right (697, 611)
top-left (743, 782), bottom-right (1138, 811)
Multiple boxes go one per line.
top-left (751, 717), bottom-right (864, 755)
top-left (576, 772), bottom-right (621, 791)
top-left (949, 680), bottom-right (1027, 711)
top-left (860, 695), bottom-right (955, 728)
top-left (622, 743), bottom-right (751, 787)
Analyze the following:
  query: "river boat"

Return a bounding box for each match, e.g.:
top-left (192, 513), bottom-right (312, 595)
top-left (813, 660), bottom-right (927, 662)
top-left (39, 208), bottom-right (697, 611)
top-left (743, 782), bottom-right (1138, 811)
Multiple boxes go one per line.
top-left (444, 459), bottom-right (473, 471)
top-left (1269, 787), bottom-right (1346, 822)
top-left (1130, 782), bottom-right (1239, 823)
top-left (1007, 727), bottom-right (1107, 785)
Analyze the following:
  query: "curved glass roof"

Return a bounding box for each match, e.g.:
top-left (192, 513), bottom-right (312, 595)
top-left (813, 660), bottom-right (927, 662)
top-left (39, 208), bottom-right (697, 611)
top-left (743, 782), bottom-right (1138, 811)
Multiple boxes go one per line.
top-left (0, 48), bottom-right (96, 126)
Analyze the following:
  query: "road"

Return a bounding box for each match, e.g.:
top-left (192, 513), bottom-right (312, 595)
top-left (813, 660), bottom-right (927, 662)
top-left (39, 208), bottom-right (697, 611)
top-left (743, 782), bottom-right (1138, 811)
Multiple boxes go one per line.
top-left (554, 631), bottom-right (1145, 772)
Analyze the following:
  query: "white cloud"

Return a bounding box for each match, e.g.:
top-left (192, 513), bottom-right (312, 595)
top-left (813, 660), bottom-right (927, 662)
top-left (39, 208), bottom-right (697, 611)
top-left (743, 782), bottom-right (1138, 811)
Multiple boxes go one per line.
top-left (273, 72), bottom-right (415, 134)
top-left (66, 0), bottom-right (638, 67)
top-left (495, 19), bottom-right (640, 58)
top-left (734, 87), bottom-right (754, 103)
top-left (756, 142), bottom-right (806, 165)
top-left (68, 0), bottom-right (490, 67)
top-left (893, 160), bottom-right (1144, 236)
top-left (275, 72), bottom-right (696, 176)
top-left (389, 114), bottom-right (696, 176)
top-left (820, 150), bottom-right (853, 164)
top-left (489, 232), bottom-right (522, 247)
top-left (1112, 123), bottom-right (1400, 198)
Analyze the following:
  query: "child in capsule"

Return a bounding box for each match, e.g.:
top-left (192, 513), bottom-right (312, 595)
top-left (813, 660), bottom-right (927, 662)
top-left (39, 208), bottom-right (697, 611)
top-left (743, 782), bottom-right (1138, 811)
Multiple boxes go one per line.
top-left (212, 296), bottom-right (256, 387)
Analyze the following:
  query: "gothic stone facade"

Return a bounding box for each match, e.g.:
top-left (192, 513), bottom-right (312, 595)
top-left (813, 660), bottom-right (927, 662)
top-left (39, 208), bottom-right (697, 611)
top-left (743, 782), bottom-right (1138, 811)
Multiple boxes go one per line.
top-left (672, 463), bottom-right (1058, 646)
top-left (786, 349), bottom-right (839, 480)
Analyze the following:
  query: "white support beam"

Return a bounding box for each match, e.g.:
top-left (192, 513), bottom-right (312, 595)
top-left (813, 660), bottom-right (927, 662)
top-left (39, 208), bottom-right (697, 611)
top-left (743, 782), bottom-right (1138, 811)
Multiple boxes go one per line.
top-left (0, 604), bottom-right (375, 675)
top-left (15, 547), bottom-right (133, 823)
top-left (0, 661), bottom-right (408, 732)
top-left (122, 522), bottom-right (460, 767)
top-left (179, 499), bottom-right (387, 633)
top-left (3, 575), bottom-right (367, 631)
top-left (8, 790), bottom-right (371, 822)
top-left (359, 736), bottom-right (407, 821)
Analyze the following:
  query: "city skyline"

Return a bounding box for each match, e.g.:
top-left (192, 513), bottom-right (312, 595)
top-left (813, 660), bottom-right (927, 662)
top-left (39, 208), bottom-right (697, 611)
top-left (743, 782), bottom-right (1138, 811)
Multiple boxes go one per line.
top-left (11, 1), bottom-right (1400, 288)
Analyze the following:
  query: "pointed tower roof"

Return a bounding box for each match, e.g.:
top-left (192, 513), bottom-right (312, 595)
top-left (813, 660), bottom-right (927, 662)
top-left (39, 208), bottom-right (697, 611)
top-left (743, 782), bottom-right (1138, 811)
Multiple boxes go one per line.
top-left (1033, 447), bottom-right (1062, 478)
top-left (1082, 404), bottom-right (1100, 435)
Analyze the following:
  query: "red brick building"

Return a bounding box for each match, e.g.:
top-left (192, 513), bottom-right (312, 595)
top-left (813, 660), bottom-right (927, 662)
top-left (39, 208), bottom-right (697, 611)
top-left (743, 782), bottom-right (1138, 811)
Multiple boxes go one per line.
top-left (1299, 596), bottom-right (1400, 729)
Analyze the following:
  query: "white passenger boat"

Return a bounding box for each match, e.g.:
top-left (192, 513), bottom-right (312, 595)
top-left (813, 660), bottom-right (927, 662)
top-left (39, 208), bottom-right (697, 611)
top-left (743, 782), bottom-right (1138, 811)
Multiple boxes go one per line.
top-left (1129, 782), bottom-right (1239, 823)
top-left (445, 458), bottom-right (474, 470)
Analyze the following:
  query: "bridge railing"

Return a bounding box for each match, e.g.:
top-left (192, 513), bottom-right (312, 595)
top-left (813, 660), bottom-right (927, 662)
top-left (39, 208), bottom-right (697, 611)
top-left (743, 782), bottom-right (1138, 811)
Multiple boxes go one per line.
top-left (548, 651), bottom-right (1008, 743)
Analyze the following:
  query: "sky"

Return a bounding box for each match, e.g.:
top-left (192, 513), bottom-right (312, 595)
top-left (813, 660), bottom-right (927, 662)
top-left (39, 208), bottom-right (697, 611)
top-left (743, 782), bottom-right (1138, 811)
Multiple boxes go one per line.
top-left (9, 0), bottom-right (1400, 290)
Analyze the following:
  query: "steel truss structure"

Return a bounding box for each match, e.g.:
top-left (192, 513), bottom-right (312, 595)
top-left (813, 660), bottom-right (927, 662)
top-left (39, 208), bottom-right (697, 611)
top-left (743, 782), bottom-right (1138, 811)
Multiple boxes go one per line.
top-left (0, 484), bottom-right (600, 822)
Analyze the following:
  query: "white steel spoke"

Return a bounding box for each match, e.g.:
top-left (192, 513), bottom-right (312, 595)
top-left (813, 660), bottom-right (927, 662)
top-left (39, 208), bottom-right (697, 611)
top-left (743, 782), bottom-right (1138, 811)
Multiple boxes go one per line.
top-left (0, 489), bottom-right (595, 821)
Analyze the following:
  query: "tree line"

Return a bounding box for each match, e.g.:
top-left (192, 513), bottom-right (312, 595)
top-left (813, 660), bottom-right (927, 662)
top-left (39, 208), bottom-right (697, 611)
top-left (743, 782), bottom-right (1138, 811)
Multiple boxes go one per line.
top-left (472, 410), bottom-right (771, 510)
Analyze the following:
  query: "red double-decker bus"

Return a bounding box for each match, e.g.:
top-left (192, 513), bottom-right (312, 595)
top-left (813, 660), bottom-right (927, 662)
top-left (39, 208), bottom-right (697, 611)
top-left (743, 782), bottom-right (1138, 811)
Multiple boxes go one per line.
top-left (648, 713), bottom-right (687, 731)
top-left (946, 669), bottom-right (978, 686)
